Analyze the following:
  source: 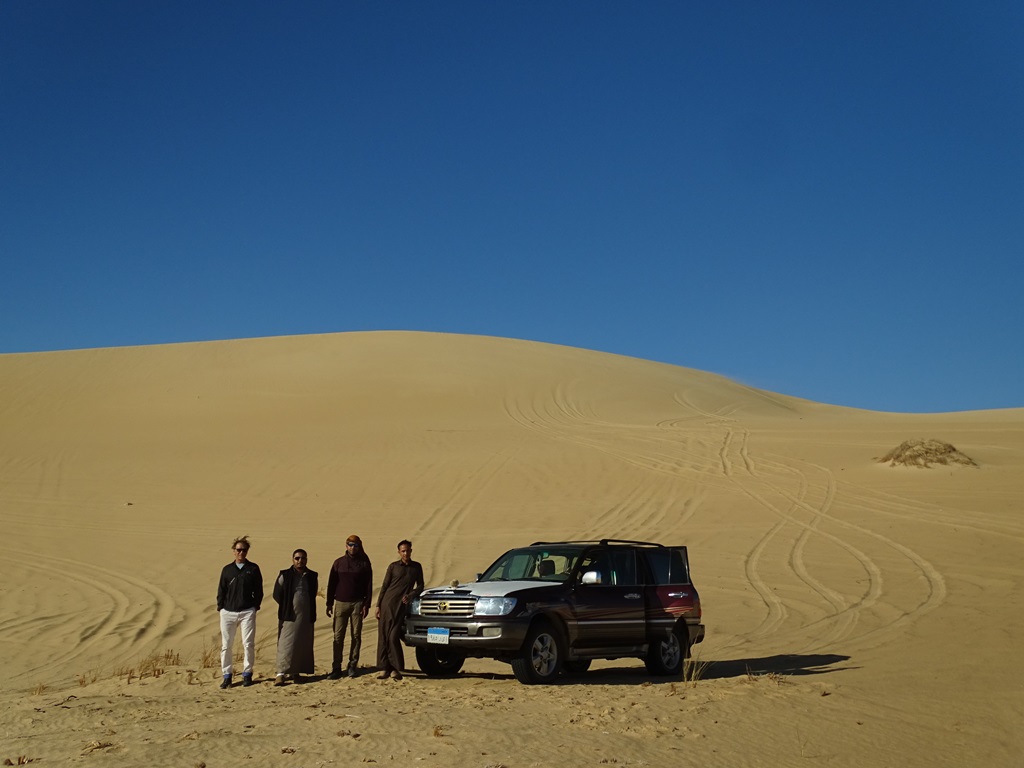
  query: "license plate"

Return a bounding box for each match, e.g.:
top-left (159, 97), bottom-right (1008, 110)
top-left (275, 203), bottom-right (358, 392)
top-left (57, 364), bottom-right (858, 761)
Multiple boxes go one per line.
top-left (427, 627), bottom-right (450, 645)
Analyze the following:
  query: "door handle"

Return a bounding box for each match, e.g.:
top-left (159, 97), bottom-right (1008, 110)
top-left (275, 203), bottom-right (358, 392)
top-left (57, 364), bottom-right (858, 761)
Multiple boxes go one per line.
top-left (668, 591), bottom-right (690, 598)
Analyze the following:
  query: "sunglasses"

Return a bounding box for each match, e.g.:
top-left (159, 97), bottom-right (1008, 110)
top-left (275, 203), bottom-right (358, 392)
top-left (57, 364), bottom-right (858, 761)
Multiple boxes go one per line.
top-left (293, 555), bottom-right (306, 561)
top-left (346, 542), bottom-right (360, 547)
top-left (234, 548), bottom-right (248, 553)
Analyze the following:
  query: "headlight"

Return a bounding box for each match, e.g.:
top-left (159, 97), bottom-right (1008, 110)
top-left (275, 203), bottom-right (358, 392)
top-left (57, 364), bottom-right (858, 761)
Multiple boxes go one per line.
top-left (473, 597), bottom-right (517, 616)
top-left (409, 598), bottom-right (421, 615)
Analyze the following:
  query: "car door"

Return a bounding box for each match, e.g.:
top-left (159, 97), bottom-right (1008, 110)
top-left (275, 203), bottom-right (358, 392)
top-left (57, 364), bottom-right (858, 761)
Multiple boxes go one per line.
top-left (571, 547), bottom-right (645, 651)
top-left (641, 546), bottom-right (700, 641)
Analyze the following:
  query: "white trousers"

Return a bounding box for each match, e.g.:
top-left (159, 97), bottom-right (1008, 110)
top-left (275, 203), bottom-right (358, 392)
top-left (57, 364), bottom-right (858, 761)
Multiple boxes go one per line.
top-left (220, 607), bottom-right (257, 676)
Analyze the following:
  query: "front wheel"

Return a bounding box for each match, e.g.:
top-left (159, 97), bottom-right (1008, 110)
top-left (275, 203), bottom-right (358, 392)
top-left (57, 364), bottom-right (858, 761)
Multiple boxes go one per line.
top-left (645, 628), bottom-right (686, 676)
top-left (511, 623), bottom-right (563, 684)
top-left (415, 646), bottom-right (466, 677)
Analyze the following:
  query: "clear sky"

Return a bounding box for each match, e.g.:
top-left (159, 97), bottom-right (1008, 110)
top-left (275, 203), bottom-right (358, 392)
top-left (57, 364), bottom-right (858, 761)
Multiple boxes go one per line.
top-left (2, 2), bottom-right (1021, 413)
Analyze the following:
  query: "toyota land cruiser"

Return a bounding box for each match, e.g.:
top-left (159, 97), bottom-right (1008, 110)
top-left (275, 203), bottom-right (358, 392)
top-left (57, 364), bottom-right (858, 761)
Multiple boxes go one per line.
top-left (403, 539), bottom-right (704, 684)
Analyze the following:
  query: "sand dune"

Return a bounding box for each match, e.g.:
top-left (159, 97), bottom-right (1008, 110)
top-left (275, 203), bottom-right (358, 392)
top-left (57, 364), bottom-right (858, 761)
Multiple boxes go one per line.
top-left (1, 331), bottom-right (1021, 766)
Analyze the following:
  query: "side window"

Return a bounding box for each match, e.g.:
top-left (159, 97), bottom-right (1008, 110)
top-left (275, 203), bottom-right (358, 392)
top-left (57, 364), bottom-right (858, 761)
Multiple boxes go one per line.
top-left (608, 549), bottom-right (638, 586)
top-left (642, 548), bottom-right (690, 585)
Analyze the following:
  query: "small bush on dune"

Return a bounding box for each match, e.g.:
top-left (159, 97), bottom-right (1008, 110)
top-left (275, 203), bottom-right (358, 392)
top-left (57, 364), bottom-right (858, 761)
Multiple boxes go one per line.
top-left (877, 439), bottom-right (977, 469)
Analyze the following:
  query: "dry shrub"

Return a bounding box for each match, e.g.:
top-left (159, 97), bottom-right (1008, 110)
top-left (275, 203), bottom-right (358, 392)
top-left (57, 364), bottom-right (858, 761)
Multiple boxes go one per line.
top-left (200, 636), bottom-right (219, 668)
top-left (878, 439), bottom-right (977, 468)
top-left (745, 667), bottom-right (788, 685)
top-left (81, 741), bottom-right (113, 754)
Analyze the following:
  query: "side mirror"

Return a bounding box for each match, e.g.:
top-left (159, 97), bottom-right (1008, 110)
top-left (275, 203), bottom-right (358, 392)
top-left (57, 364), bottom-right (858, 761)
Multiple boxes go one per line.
top-left (581, 570), bottom-right (602, 585)
top-left (475, 573), bottom-right (483, 582)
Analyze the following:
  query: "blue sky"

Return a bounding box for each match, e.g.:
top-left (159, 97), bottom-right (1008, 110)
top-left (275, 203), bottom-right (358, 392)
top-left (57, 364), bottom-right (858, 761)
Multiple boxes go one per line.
top-left (2, 2), bottom-right (1021, 412)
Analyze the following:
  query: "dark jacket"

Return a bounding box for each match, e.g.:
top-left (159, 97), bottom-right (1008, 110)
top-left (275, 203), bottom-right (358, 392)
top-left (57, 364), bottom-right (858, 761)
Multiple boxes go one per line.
top-left (274, 567), bottom-right (319, 623)
top-left (217, 561), bottom-right (264, 612)
top-left (326, 554), bottom-right (373, 608)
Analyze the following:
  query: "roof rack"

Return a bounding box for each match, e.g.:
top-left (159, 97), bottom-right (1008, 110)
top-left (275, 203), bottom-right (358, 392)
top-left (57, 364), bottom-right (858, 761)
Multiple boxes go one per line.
top-left (530, 539), bottom-right (664, 548)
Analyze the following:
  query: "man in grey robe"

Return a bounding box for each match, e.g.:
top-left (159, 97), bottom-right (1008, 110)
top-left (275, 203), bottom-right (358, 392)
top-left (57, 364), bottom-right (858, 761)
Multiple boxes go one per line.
top-left (273, 548), bottom-right (318, 685)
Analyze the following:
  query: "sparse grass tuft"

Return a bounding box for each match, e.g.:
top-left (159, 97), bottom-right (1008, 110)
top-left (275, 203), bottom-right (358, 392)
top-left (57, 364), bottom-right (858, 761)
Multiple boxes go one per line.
top-left (200, 636), bottom-right (219, 668)
top-left (682, 654), bottom-right (711, 687)
top-left (3, 756), bottom-right (38, 765)
top-left (31, 683), bottom-right (46, 696)
top-left (112, 648), bottom-right (184, 683)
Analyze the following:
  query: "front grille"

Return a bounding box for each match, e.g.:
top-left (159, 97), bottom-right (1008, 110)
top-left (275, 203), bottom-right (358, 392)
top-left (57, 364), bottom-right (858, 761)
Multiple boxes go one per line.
top-left (418, 596), bottom-right (477, 617)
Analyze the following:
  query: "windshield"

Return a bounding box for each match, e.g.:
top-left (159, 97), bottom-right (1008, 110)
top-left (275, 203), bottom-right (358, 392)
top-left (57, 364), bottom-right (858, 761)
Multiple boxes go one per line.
top-left (479, 546), bottom-right (585, 583)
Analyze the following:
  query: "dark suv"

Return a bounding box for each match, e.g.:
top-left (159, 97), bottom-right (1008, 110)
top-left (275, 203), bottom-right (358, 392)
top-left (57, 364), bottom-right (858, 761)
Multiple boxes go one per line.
top-left (403, 539), bottom-right (704, 684)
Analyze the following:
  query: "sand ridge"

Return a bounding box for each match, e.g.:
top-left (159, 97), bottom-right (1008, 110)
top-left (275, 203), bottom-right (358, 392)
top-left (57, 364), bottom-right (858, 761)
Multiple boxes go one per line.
top-left (1, 331), bottom-right (1022, 766)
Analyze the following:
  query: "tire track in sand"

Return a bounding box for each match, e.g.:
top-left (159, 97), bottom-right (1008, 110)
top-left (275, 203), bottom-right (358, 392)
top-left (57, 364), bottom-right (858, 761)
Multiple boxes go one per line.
top-left (410, 444), bottom-right (521, 585)
top-left (503, 388), bottom-right (709, 540)
top-left (0, 547), bottom-right (178, 685)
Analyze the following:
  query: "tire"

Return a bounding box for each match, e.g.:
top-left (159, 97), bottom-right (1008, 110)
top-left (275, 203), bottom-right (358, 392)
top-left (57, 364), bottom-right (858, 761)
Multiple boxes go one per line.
top-left (562, 659), bottom-right (591, 676)
top-left (511, 623), bottom-right (563, 684)
top-left (415, 645), bottom-right (466, 677)
top-left (645, 627), bottom-right (686, 676)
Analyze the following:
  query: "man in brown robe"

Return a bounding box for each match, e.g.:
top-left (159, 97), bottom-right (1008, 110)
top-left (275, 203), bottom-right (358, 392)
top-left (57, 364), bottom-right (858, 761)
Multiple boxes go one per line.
top-left (375, 540), bottom-right (424, 680)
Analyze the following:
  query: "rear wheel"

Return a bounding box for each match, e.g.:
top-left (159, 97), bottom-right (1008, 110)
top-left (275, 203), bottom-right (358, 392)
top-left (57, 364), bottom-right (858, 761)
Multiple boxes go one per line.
top-left (415, 646), bottom-right (466, 677)
top-left (511, 623), bottom-right (562, 684)
top-left (645, 627), bottom-right (686, 676)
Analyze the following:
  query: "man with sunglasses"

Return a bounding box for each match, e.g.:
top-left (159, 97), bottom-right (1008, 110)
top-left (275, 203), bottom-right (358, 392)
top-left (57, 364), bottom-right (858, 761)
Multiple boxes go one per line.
top-left (216, 535), bottom-right (264, 689)
top-left (325, 534), bottom-right (373, 679)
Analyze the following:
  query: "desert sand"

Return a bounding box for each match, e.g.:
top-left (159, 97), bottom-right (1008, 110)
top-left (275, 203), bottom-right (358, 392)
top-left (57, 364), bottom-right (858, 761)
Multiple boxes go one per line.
top-left (1, 331), bottom-right (1021, 767)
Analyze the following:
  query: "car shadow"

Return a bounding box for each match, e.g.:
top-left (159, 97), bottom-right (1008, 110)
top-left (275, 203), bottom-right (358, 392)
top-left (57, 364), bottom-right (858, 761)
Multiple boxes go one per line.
top-left (404, 653), bottom-right (854, 686)
top-left (700, 653), bottom-right (854, 679)
top-left (554, 652), bottom-right (854, 686)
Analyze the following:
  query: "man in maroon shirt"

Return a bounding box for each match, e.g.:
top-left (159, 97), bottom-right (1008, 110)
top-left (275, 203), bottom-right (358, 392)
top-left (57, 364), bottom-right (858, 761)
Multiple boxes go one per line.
top-left (326, 534), bottom-right (373, 678)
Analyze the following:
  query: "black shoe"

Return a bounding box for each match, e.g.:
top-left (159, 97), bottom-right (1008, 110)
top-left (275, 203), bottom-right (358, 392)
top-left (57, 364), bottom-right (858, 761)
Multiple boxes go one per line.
top-left (220, 675), bottom-right (232, 689)
top-left (392, 670), bottom-right (403, 681)
top-left (242, 674), bottom-right (254, 687)
top-left (377, 670), bottom-right (391, 680)
top-left (347, 667), bottom-right (358, 679)
top-left (329, 669), bottom-right (343, 680)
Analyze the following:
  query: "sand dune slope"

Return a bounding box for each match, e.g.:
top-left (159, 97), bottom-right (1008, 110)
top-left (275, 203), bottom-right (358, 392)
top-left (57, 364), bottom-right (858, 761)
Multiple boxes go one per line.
top-left (1, 332), bottom-right (1021, 767)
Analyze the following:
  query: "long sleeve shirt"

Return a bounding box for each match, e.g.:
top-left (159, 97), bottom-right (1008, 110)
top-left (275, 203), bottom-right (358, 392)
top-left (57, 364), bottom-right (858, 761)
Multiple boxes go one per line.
top-left (217, 561), bottom-right (263, 611)
top-left (325, 554), bottom-right (372, 608)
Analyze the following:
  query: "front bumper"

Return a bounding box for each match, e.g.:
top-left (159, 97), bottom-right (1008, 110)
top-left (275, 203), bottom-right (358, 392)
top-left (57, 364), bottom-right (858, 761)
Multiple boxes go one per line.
top-left (403, 616), bottom-right (530, 655)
